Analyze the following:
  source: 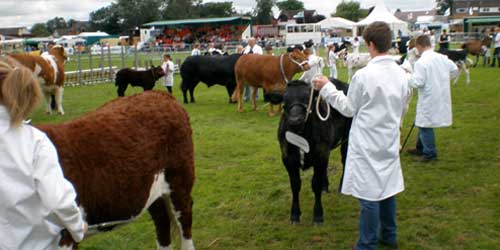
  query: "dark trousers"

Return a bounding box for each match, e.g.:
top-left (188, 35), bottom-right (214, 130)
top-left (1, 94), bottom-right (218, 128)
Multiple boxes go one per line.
top-left (355, 196), bottom-right (398, 250)
top-left (491, 48), bottom-right (500, 67)
top-left (416, 127), bottom-right (437, 159)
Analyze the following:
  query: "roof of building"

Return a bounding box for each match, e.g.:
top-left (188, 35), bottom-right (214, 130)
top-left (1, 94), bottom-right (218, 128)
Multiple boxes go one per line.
top-left (394, 10), bottom-right (437, 23)
top-left (143, 16), bottom-right (251, 27)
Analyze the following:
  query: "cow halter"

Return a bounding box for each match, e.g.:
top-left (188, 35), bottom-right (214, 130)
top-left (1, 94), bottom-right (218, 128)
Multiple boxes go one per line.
top-left (279, 53), bottom-right (309, 83)
top-left (304, 83), bottom-right (330, 122)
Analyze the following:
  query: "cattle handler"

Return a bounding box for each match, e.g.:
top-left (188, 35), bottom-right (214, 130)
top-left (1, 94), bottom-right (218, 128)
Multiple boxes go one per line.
top-left (313, 22), bottom-right (409, 250)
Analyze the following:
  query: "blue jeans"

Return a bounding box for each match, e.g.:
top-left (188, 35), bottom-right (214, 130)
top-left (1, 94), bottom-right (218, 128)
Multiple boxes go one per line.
top-left (244, 85), bottom-right (258, 102)
top-left (355, 196), bottom-right (397, 250)
top-left (416, 127), bottom-right (437, 159)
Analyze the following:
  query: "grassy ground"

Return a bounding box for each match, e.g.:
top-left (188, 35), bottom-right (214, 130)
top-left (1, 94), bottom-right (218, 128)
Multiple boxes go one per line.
top-left (29, 54), bottom-right (499, 250)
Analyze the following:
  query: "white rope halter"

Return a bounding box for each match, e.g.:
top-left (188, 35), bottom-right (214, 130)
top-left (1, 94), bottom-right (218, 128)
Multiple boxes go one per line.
top-left (279, 53), bottom-right (309, 83)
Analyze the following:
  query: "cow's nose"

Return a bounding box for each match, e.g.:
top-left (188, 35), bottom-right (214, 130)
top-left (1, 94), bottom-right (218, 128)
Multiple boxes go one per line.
top-left (288, 115), bottom-right (303, 126)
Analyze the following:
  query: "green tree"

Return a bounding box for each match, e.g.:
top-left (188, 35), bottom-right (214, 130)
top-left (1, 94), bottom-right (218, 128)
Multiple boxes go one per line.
top-left (30, 23), bottom-right (50, 37)
top-left (117, 0), bottom-right (163, 29)
top-left (436, 0), bottom-right (453, 15)
top-left (276, 0), bottom-right (304, 11)
top-left (198, 2), bottom-right (234, 18)
top-left (46, 17), bottom-right (67, 34)
top-left (332, 1), bottom-right (368, 21)
top-left (89, 3), bottom-right (122, 34)
top-left (254, 0), bottom-right (275, 25)
top-left (163, 0), bottom-right (201, 20)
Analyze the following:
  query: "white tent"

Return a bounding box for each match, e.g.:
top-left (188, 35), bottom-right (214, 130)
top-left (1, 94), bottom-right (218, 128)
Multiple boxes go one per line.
top-left (355, 0), bottom-right (409, 37)
top-left (318, 17), bottom-right (356, 30)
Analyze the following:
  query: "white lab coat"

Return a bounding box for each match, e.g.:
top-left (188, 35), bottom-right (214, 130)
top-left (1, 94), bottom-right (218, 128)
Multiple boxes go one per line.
top-left (0, 106), bottom-right (84, 250)
top-left (243, 44), bottom-right (263, 55)
top-left (328, 50), bottom-right (338, 78)
top-left (191, 48), bottom-right (201, 56)
top-left (162, 60), bottom-right (175, 87)
top-left (299, 54), bottom-right (324, 84)
top-left (319, 56), bottom-right (408, 201)
top-left (409, 50), bottom-right (458, 128)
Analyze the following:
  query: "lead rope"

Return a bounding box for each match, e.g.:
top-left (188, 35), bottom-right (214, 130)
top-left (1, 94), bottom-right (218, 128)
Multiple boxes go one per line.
top-left (279, 54), bottom-right (289, 83)
top-left (305, 88), bottom-right (330, 122)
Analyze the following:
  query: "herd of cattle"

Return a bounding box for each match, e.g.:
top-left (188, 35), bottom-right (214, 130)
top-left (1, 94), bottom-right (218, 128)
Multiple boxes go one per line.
top-left (1, 36), bottom-right (488, 249)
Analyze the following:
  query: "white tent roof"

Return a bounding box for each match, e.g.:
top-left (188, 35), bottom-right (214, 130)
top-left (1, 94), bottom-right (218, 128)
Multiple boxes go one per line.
top-left (318, 17), bottom-right (356, 30)
top-left (356, 0), bottom-right (407, 26)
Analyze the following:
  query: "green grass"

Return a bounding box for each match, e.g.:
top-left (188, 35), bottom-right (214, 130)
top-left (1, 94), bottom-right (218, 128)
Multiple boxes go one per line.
top-left (29, 54), bottom-right (500, 250)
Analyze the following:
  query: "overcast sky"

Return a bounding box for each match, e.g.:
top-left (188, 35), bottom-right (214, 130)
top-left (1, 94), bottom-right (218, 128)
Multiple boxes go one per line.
top-left (0, 0), bottom-right (436, 28)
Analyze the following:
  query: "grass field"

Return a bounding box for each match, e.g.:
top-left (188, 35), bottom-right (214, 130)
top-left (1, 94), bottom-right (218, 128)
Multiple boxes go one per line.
top-left (29, 53), bottom-right (500, 250)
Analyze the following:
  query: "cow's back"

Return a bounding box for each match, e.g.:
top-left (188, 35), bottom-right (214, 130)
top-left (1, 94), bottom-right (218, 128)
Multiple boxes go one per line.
top-left (181, 54), bottom-right (242, 86)
top-left (37, 91), bottom-right (194, 224)
top-left (235, 54), bottom-right (281, 85)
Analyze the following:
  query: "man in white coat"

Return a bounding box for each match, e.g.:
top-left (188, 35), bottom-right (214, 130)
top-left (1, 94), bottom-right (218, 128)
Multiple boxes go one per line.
top-left (407, 35), bottom-right (458, 162)
top-left (313, 22), bottom-right (408, 250)
top-left (243, 37), bottom-right (263, 102)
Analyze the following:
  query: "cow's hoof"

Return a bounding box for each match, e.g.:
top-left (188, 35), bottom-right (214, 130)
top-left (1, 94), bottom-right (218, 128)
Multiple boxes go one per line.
top-left (59, 112), bottom-right (65, 116)
top-left (229, 100), bottom-right (237, 104)
top-left (253, 107), bottom-right (258, 112)
top-left (290, 215), bottom-right (300, 225)
top-left (268, 112), bottom-right (276, 117)
top-left (237, 109), bottom-right (244, 113)
top-left (322, 187), bottom-right (329, 193)
top-left (313, 217), bottom-right (324, 226)
top-left (313, 221), bottom-right (324, 226)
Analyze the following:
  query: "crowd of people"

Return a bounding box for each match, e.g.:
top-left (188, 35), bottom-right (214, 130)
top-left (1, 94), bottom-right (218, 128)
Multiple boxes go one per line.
top-left (154, 25), bottom-right (247, 49)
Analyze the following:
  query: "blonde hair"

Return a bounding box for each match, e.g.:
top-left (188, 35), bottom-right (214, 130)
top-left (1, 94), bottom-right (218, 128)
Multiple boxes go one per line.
top-left (0, 57), bottom-right (42, 127)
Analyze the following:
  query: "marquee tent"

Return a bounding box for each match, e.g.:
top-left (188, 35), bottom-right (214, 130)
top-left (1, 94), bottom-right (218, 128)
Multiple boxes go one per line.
top-left (318, 17), bottom-right (356, 30)
top-left (355, 0), bottom-right (409, 37)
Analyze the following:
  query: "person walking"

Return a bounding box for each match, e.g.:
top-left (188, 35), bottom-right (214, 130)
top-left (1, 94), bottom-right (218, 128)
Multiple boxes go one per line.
top-left (0, 57), bottom-right (87, 250)
top-left (327, 43), bottom-right (338, 79)
top-left (439, 29), bottom-right (451, 50)
top-left (407, 35), bottom-right (458, 162)
top-left (313, 22), bottom-right (409, 250)
top-left (161, 54), bottom-right (175, 94)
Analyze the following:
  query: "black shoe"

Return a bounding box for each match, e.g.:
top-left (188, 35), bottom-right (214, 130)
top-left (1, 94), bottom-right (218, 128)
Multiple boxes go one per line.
top-left (406, 148), bottom-right (422, 156)
top-left (380, 240), bottom-right (399, 250)
top-left (415, 155), bottom-right (437, 163)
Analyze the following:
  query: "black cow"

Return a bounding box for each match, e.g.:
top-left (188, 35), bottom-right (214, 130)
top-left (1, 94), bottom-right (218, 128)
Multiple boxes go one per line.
top-left (278, 79), bottom-right (351, 225)
top-left (180, 54), bottom-right (242, 104)
top-left (438, 47), bottom-right (467, 62)
top-left (115, 66), bottom-right (165, 97)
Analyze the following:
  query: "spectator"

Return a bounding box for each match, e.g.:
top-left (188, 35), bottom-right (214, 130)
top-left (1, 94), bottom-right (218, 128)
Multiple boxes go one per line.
top-left (235, 45), bottom-right (244, 54)
top-left (490, 26), bottom-right (500, 67)
top-left (243, 37), bottom-right (263, 102)
top-left (439, 29), bottom-right (450, 50)
top-left (299, 47), bottom-right (324, 83)
top-left (161, 54), bottom-right (175, 94)
top-left (0, 57), bottom-right (87, 250)
top-left (407, 35), bottom-right (458, 162)
top-left (429, 31), bottom-right (436, 50)
top-left (313, 22), bottom-right (409, 250)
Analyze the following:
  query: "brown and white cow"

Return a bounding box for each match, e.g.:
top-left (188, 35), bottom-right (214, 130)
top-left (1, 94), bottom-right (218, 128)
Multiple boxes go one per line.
top-left (9, 45), bottom-right (67, 115)
top-left (37, 91), bottom-right (195, 250)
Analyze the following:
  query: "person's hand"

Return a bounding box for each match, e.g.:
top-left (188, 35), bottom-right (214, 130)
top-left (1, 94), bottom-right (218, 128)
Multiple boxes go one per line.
top-left (312, 75), bottom-right (330, 91)
top-left (83, 223), bottom-right (88, 235)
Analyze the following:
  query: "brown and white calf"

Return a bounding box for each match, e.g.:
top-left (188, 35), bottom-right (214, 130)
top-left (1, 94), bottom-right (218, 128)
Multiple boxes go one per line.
top-left (9, 45), bottom-right (67, 115)
top-left (37, 91), bottom-right (195, 250)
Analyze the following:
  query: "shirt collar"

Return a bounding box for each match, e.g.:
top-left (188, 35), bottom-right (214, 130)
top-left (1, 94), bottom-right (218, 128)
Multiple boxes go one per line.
top-left (421, 49), bottom-right (433, 57)
top-left (367, 55), bottom-right (395, 65)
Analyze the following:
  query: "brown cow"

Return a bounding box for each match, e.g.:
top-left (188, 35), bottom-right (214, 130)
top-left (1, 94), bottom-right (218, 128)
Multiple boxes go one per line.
top-left (231, 49), bottom-right (310, 116)
top-left (37, 91), bottom-right (195, 250)
top-left (9, 45), bottom-right (67, 115)
top-left (462, 36), bottom-right (492, 67)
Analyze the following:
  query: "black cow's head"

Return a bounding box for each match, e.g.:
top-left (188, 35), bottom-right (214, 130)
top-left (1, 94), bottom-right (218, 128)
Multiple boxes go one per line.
top-left (282, 80), bottom-right (312, 130)
top-left (152, 65), bottom-right (166, 79)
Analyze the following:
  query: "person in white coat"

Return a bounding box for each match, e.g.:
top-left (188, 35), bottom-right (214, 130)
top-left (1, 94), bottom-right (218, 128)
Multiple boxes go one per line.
top-left (161, 54), bottom-right (175, 94)
top-left (327, 43), bottom-right (338, 78)
top-left (191, 43), bottom-right (201, 56)
top-left (299, 47), bottom-right (324, 84)
top-left (313, 22), bottom-right (408, 250)
top-left (407, 35), bottom-right (458, 162)
top-left (0, 58), bottom-right (87, 250)
top-left (243, 37), bottom-right (263, 102)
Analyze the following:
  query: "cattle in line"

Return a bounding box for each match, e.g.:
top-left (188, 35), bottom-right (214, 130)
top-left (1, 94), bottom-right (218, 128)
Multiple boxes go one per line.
top-left (115, 66), bottom-right (165, 97)
top-left (438, 48), bottom-right (472, 85)
top-left (9, 45), bottom-right (67, 115)
top-left (37, 91), bottom-right (195, 250)
top-left (343, 52), bottom-right (371, 82)
top-left (180, 53), bottom-right (242, 104)
top-left (231, 48), bottom-right (310, 116)
top-left (278, 79), bottom-right (351, 224)
top-left (461, 36), bottom-right (493, 67)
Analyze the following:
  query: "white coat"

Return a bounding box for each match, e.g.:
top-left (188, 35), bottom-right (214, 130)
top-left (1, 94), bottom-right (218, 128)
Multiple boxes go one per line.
top-left (191, 48), bottom-right (201, 56)
top-left (319, 55), bottom-right (409, 201)
top-left (243, 44), bottom-right (263, 55)
top-left (328, 50), bottom-right (338, 78)
top-left (162, 60), bottom-right (175, 87)
top-left (0, 106), bottom-right (85, 250)
top-left (299, 54), bottom-right (324, 84)
top-left (409, 50), bottom-right (458, 128)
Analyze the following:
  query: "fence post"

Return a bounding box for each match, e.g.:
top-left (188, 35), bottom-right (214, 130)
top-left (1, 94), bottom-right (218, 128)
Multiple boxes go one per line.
top-left (77, 48), bottom-right (82, 86)
top-left (108, 45), bottom-right (112, 81)
top-left (100, 45), bottom-right (105, 80)
top-left (121, 45), bottom-right (125, 69)
top-left (134, 44), bottom-right (138, 70)
top-left (89, 46), bottom-right (93, 85)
